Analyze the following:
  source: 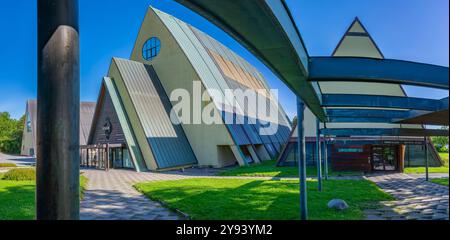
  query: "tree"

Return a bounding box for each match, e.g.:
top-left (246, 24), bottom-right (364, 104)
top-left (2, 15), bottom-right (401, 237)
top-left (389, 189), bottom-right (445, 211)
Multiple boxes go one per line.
top-left (292, 116), bottom-right (297, 128)
top-left (0, 112), bottom-right (25, 154)
top-left (432, 126), bottom-right (449, 153)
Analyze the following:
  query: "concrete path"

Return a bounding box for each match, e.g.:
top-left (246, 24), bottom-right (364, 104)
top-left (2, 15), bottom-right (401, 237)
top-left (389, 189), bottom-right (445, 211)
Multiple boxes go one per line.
top-left (0, 152), bottom-right (36, 168)
top-left (80, 168), bottom-right (218, 220)
top-left (365, 173), bottom-right (449, 220)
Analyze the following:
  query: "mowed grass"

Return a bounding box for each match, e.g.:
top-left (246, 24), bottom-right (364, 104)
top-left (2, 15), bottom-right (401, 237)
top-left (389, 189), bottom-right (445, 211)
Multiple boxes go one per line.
top-left (431, 178), bottom-right (449, 186)
top-left (0, 175), bottom-right (88, 220)
top-left (0, 179), bottom-right (35, 220)
top-left (135, 178), bottom-right (393, 220)
top-left (404, 167), bottom-right (449, 174)
top-left (0, 163), bottom-right (18, 168)
top-left (217, 160), bottom-right (364, 178)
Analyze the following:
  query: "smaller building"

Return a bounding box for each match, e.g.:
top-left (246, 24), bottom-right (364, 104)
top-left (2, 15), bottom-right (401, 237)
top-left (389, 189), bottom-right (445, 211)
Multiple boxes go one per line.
top-left (277, 18), bottom-right (445, 172)
top-left (20, 100), bottom-right (96, 157)
top-left (278, 129), bottom-right (443, 172)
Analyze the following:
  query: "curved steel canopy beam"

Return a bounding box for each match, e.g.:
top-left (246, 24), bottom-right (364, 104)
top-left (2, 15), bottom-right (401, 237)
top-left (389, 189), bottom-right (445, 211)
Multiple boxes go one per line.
top-left (326, 109), bottom-right (447, 125)
top-left (322, 94), bottom-right (449, 111)
top-left (309, 57), bottom-right (449, 89)
top-left (174, 0), bottom-right (326, 121)
top-left (321, 128), bottom-right (449, 137)
top-left (326, 109), bottom-right (419, 119)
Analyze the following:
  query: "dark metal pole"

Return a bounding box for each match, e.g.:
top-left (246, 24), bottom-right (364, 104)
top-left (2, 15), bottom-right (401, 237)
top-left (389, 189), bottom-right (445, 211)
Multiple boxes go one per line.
top-left (425, 137), bottom-right (429, 181)
top-left (37, 0), bottom-right (80, 220)
top-left (316, 119), bottom-right (322, 191)
top-left (297, 98), bottom-right (308, 220)
top-left (324, 135), bottom-right (329, 180)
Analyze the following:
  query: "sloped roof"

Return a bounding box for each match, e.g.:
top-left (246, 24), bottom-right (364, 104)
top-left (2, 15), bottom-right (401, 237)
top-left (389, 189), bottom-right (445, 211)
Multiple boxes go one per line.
top-left (26, 100), bottom-right (96, 146)
top-left (112, 58), bottom-right (198, 169)
top-left (320, 17), bottom-right (407, 98)
top-left (152, 8), bottom-right (292, 153)
top-left (173, 0), bottom-right (326, 121)
top-left (79, 102), bottom-right (96, 145)
top-left (332, 18), bottom-right (384, 59)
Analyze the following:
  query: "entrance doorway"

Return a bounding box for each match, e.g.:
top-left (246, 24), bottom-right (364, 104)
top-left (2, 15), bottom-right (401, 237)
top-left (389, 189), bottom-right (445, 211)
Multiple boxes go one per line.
top-left (109, 148), bottom-right (133, 169)
top-left (371, 145), bottom-right (398, 171)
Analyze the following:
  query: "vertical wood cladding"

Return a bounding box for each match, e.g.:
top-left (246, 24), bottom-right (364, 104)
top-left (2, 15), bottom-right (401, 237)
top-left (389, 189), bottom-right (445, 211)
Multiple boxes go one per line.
top-left (331, 145), bottom-right (372, 172)
top-left (91, 90), bottom-right (126, 145)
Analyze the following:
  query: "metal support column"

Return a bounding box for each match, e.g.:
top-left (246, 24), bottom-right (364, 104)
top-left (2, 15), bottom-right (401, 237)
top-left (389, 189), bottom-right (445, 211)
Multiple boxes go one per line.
top-left (324, 135), bottom-right (329, 180)
top-left (37, 0), bottom-right (80, 220)
top-left (316, 119), bottom-right (323, 191)
top-left (425, 137), bottom-right (429, 181)
top-left (297, 98), bottom-right (308, 220)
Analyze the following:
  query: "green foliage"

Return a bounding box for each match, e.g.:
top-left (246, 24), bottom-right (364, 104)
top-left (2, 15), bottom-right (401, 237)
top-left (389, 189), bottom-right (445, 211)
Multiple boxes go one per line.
top-left (135, 178), bottom-right (393, 220)
top-left (432, 127), bottom-right (449, 153)
top-left (2, 168), bottom-right (36, 181)
top-left (80, 175), bottom-right (88, 199)
top-left (439, 153), bottom-right (449, 167)
top-left (0, 163), bottom-right (17, 168)
top-left (0, 112), bottom-right (25, 154)
top-left (291, 116), bottom-right (297, 128)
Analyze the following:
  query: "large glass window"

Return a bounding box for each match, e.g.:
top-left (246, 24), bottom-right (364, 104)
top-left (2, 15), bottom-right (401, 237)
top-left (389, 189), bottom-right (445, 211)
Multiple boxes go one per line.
top-left (142, 37), bottom-right (161, 61)
top-left (26, 112), bottom-right (32, 133)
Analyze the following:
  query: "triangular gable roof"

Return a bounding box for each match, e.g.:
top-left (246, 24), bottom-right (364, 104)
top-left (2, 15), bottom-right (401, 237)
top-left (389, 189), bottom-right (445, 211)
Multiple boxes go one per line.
top-left (323, 17), bottom-right (407, 97)
top-left (107, 58), bottom-right (198, 170)
top-left (26, 100), bottom-right (95, 146)
top-left (332, 17), bottom-right (385, 59)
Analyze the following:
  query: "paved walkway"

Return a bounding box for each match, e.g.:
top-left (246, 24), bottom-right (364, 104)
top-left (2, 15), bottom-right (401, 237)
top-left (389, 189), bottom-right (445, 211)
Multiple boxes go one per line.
top-left (80, 168), bottom-right (219, 220)
top-left (0, 152), bottom-right (36, 168)
top-left (365, 173), bottom-right (449, 220)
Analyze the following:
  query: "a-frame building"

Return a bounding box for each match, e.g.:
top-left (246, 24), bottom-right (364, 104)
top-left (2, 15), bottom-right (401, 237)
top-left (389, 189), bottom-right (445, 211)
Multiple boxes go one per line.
top-left (277, 18), bottom-right (443, 172)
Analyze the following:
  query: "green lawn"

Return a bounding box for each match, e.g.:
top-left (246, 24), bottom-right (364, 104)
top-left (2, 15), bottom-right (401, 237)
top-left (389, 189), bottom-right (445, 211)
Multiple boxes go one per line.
top-left (404, 167), bottom-right (449, 174)
top-left (0, 175), bottom-right (88, 220)
top-left (431, 178), bottom-right (449, 186)
top-left (135, 178), bottom-right (393, 220)
top-left (0, 179), bottom-right (35, 220)
top-left (217, 160), bottom-right (364, 178)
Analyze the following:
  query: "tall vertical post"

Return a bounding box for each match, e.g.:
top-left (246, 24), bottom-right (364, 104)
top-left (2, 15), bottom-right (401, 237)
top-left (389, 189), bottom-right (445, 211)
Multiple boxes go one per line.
top-left (37, 0), bottom-right (80, 220)
top-left (324, 135), bottom-right (329, 180)
top-left (425, 137), bottom-right (429, 181)
top-left (297, 98), bottom-right (308, 220)
top-left (316, 119), bottom-right (322, 191)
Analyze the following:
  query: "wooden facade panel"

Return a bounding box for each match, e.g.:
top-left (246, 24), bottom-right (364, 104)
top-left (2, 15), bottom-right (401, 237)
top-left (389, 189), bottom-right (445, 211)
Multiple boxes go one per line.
top-left (331, 145), bottom-right (372, 172)
top-left (91, 90), bottom-right (126, 145)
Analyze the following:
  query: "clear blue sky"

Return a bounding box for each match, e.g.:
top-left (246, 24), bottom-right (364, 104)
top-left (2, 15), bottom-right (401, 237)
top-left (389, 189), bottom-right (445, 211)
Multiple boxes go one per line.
top-left (0, 0), bottom-right (448, 119)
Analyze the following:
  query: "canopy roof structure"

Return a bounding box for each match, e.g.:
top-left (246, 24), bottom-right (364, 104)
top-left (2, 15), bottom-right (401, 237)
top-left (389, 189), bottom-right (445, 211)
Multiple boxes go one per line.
top-left (174, 0), bottom-right (449, 136)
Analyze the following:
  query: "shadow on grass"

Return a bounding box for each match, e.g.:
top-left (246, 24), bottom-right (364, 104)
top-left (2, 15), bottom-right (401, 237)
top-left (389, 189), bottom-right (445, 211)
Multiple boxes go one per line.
top-left (135, 179), bottom-right (392, 220)
top-left (0, 182), bottom-right (35, 220)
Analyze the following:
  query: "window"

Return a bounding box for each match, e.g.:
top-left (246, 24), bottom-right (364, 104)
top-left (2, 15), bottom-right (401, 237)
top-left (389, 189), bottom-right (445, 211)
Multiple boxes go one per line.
top-left (26, 112), bottom-right (32, 132)
top-left (142, 37), bottom-right (161, 61)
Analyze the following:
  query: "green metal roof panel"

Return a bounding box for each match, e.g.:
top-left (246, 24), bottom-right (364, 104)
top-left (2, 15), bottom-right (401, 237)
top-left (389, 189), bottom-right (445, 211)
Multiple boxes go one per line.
top-left (114, 58), bottom-right (197, 169)
top-left (154, 8), bottom-right (292, 151)
top-left (103, 77), bottom-right (147, 172)
top-left (174, 0), bottom-right (326, 121)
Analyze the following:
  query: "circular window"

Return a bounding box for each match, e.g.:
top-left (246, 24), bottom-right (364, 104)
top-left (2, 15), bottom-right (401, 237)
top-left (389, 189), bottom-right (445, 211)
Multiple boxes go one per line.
top-left (142, 37), bottom-right (161, 61)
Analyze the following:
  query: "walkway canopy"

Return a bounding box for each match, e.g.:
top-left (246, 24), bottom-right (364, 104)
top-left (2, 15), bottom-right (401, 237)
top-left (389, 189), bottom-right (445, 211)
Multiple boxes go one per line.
top-left (175, 0), bottom-right (450, 134)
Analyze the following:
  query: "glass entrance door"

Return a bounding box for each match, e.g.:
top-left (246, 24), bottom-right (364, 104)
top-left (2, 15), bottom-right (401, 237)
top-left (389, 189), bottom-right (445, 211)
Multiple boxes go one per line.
top-left (372, 146), bottom-right (398, 171)
top-left (110, 147), bottom-right (134, 169)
